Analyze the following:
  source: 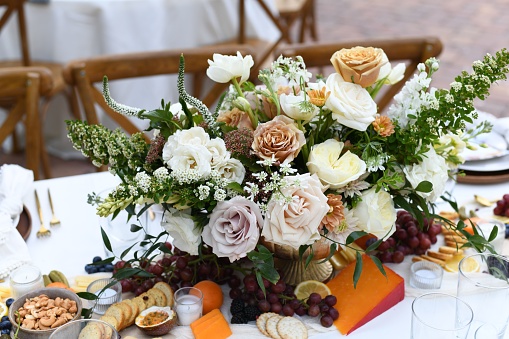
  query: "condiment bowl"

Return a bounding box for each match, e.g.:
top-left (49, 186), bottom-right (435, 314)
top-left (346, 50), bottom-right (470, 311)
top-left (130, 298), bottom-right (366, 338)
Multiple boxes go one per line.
top-left (8, 287), bottom-right (82, 339)
top-left (135, 306), bottom-right (177, 336)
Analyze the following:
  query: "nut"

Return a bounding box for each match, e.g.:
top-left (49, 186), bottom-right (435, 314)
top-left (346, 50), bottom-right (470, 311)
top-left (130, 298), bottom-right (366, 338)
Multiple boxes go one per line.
top-left (16, 294), bottom-right (77, 331)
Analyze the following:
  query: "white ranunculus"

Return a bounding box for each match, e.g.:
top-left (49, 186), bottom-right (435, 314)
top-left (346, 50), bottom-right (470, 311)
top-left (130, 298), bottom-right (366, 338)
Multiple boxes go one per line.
top-left (385, 63), bottom-right (406, 84)
top-left (162, 127), bottom-right (210, 164)
top-left (353, 187), bottom-right (396, 240)
top-left (404, 147), bottom-right (449, 203)
top-left (206, 138), bottom-right (229, 166)
top-left (279, 92), bottom-right (318, 123)
top-left (168, 145), bottom-right (212, 179)
top-left (325, 73), bottom-right (378, 131)
top-left (307, 139), bottom-right (367, 189)
top-left (161, 208), bottom-right (200, 255)
top-left (206, 51), bottom-right (254, 85)
top-left (213, 158), bottom-right (246, 184)
top-left (262, 173), bottom-right (329, 249)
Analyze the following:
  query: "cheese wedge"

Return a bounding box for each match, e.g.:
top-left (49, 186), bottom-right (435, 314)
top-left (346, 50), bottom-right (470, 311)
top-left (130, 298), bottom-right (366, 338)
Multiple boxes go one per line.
top-left (327, 254), bottom-right (405, 335)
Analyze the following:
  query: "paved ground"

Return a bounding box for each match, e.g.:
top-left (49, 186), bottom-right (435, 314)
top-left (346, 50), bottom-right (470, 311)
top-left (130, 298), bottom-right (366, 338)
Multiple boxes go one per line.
top-left (313, 0), bottom-right (509, 118)
top-left (2, 0), bottom-right (509, 178)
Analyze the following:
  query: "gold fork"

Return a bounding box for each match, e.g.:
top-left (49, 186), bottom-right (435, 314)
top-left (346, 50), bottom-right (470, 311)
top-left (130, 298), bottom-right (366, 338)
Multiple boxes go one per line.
top-left (34, 190), bottom-right (51, 238)
top-left (47, 188), bottom-right (61, 226)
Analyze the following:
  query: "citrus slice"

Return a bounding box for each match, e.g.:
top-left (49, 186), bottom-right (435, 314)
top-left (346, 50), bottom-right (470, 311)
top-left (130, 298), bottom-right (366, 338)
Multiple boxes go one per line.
top-left (294, 280), bottom-right (331, 300)
top-left (0, 302), bottom-right (7, 318)
top-left (444, 255), bottom-right (480, 273)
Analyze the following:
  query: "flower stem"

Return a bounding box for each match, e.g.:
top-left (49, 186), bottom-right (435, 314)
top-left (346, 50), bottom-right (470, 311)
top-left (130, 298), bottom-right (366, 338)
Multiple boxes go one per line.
top-left (231, 77), bottom-right (258, 128)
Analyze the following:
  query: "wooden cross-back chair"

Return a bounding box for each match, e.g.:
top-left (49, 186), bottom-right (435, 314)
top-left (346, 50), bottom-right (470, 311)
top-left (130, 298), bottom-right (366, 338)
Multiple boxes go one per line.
top-left (63, 45), bottom-right (255, 138)
top-left (276, 0), bottom-right (317, 43)
top-left (0, 66), bottom-right (53, 180)
top-left (275, 37), bottom-right (443, 112)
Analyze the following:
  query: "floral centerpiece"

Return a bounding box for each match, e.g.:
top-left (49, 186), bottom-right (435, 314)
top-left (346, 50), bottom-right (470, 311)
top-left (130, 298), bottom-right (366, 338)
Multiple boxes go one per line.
top-left (67, 47), bottom-right (509, 290)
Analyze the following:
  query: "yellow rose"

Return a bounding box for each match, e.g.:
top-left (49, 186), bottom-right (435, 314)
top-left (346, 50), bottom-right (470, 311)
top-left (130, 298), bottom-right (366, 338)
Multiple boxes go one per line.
top-left (330, 47), bottom-right (387, 88)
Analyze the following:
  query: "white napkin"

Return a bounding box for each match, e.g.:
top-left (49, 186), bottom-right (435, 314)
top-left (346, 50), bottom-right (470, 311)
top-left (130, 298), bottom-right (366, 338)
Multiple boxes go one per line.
top-left (472, 110), bottom-right (509, 150)
top-left (0, 164), bottom-right (34, 279)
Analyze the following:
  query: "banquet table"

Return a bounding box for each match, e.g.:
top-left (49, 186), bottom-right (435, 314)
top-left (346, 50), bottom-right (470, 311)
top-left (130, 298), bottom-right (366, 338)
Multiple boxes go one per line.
top-left (1, 170), bottom-right (508, 338)
top-left (0, 0), bottom-right (281, 157)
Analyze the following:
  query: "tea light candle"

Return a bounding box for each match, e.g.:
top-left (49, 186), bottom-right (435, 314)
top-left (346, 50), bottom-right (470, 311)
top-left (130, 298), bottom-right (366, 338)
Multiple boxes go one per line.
top-left (410, 261), bottom-right (443, 289)
top-left (95, 288), bottom-right (118, 305)
top-left (9, 265), bottom-right (44, 299)
top-left (174, 287), bottom-right (203, 325)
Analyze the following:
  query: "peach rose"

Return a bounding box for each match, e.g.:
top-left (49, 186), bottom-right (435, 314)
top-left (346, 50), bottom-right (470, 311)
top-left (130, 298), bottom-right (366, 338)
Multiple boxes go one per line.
top-left (330, 47), bottom-right (387, 88)
top-left (217, 108), bottom-right (253, 131)
top-left (252, 115), bottom-right (305, 164)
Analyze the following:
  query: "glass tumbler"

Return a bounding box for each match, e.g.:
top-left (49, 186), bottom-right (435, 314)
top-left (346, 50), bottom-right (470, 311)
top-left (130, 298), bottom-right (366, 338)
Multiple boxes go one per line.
top-left (457, 253), bottom-right (509, 339)
top-left (411, 292), bottom-right (473, 339)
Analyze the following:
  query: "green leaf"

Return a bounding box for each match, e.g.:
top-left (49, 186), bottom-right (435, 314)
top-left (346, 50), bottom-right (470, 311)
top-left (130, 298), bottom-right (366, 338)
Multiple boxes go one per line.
top-left (255, 270), bottom-right (267, 296)
top-left (120, 243), bottom-right (138, 259)
top-left (256, 263), bottom-right (279, 284)
top-left (345, 231), bottom-right (368, 245)
top-left (305, 252), bottom-right (314, 268)
top-left (226, 182), bottom-right (245, 194)
top-left (101, 227), bottom-right (112, 253)
top-left (369, 255), bottom-right (387, 279)
top-left (113, 267), bottom-right (153, 280)
top-left (415, 180), bottom-right (433, 193)
top-left (352, 251), bottom-right (363, 289)
top-left (77, 292), bottom-right (98, 301)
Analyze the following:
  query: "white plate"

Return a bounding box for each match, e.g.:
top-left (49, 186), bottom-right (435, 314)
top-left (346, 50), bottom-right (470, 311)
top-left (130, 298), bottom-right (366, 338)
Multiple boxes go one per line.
top-left (461, 132), bottom-right (508, 161)
top-left (475, 206), bottom-right (509, 224)
top-left (459, 153), bottom-right (509, 172)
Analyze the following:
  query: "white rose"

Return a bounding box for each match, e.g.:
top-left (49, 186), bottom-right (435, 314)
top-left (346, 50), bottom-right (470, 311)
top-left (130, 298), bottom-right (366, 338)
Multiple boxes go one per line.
top-left (168, 145), bottom-right (212, 179)
top-left (162, 126), bottom-right (210, 164)
top-left (307, 139), bottom-right (366, 189)
top-left (325, 73), bottom-right (377, 131)
top-left (353, 187), bottom-right (396, 240)
top-left (161, 208), bottom-right (200, 255)
top-left (206, 138), bottom-right (229, 166)
top-left (280, 92), bottom-right (318, 123)
top-left (206, 51), bottom-right (254, 85)
top-left (262, 173), bottom-right (329, 249)
top-left (376, 51), bottom-right (406, 85)
top-left (213, 158), bottom-right (246, 184)
top-left (404, 147), bottom-right (449, 202)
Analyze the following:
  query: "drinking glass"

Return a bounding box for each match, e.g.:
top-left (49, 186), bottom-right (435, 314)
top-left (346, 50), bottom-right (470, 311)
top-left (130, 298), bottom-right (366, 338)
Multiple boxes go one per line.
top-left (457, 253), bottom-right (509, 339)
top-left (411, 292), bottom-right (473, 339)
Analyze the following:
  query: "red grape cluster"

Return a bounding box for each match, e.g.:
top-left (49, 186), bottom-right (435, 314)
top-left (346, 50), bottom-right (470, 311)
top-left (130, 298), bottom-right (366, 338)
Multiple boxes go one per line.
top-left (229, 273), bottom-right (339, 327)
top-left (373, 210), bottom-right (442, 263)
top-left (494, 194), bottom-right (509, 217)
top-left (113, 242), bottom-right (233, 295)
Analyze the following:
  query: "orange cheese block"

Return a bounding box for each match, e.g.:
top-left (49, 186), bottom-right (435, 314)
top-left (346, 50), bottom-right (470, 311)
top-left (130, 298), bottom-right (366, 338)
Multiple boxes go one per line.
top-left (190, 308), bottom-right (232, 339)
top-left (327, 254), bottom-right (404, 335)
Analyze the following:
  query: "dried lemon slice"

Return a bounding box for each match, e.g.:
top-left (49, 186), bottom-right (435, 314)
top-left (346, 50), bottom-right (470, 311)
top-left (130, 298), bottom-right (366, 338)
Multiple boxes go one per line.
top-left (294, 280), bottom-right (331, 300)
top-left (445, 256), bottom-right (480, 273)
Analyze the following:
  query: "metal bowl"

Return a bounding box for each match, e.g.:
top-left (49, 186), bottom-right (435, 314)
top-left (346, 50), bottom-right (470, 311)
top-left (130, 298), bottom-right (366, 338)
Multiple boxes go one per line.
top-left (8, 287), bottom-right (82, 339)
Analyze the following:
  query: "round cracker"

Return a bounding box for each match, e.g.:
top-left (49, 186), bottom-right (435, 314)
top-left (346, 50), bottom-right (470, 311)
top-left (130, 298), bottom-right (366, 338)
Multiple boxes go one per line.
top-left (277, 316), bottom-right (308, 339)
top-left (256, 312), bottom-right (278, 337)
top-left (266, 315), bottom-right (283, 339)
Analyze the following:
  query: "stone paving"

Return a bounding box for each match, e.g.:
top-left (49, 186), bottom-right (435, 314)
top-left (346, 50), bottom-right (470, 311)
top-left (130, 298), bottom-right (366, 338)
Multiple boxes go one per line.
top-left (312, 0), bottom-right (509, 118)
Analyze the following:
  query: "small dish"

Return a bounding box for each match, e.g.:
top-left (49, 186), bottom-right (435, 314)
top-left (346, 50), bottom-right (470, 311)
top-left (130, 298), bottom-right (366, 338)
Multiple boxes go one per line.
top-left (135, 306), bottom-right (177, 336)
top-left (410, 261), bottom-right (444, 289)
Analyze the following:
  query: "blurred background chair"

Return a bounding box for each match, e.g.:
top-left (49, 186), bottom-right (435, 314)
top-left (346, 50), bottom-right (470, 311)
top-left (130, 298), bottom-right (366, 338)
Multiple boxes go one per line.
top-left (275, 37), bottom-right (443, 112)
top-left (0, 0), bottom-right (79, 162)
top-left (63, 45), bottom-right (255, 138)
top-left (0, 66), bottom-right (53, 180)
top-left (276, 0), bottom-right (317, 43)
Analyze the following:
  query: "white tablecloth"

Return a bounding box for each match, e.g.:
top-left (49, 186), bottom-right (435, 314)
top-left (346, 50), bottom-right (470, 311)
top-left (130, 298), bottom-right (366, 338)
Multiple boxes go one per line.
top-left (0, 0), bottom-right (281, 157)
top-left (1, 171), bottom-right (507, 338)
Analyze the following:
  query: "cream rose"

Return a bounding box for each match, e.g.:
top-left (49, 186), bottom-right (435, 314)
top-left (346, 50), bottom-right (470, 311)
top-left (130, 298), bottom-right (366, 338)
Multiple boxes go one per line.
top-left (213, 158), bottom-right (246, 184)
top-left (217, 107), bottom-right (253, 131)
top-left (203, 196), bottom-right (263, 262)
top-left (206, 138), bottom-right (229, 167)
top-left (330, 46), bottom-right (387, 88)
top-left (353, 187), bottom-right (396, 240)
top-left (161, 208), bottom-right (201, 255)
top-left (252, 115), bottom-right (305, 164)
top-left (262, 173), bottom-right (329, 249)
top-left (403, 147), bottom-right (449, 203)
top-left (206, 51), bottom-right (254, 85)
top-left (162, 126), bottom-right (210, 164)
top-left (167, 145), bottom-right (212, 179)
top-left (307, 139), bottom-right (366, 189)
top-left (325, 73), bottom-right (377, 131)
top-left (280, 92), bottom-right (318, 123)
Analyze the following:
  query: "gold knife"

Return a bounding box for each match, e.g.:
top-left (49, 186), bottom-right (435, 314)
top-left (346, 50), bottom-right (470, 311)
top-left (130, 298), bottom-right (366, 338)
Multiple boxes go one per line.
top-left (35, 190), bottom-right (51, 237)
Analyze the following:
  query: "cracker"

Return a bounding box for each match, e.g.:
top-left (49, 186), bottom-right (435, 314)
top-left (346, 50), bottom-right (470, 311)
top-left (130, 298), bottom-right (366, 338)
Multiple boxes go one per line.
top-left (147, 287), bottom-right (167, 307)
top-left (266, 315), bottom-right (283, 339)
top-left (256, 312), bottom-right (278, 337)
top-left (97, 321), bottom-right (113, 339)
top-left (277, 316), bottom-right (308, 339)
top-left (100, 315), bottom-right (119, 331)
top-left (78, 322), bottom-right (103, 339)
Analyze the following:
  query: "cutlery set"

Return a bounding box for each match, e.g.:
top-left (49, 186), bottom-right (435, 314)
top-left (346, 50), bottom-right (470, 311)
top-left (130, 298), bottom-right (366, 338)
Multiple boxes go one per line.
top-left (34, 189), bottom-right (60, 238)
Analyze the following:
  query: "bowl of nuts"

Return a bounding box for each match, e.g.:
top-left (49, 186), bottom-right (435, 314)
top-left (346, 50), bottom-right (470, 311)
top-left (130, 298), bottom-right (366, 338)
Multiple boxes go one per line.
top-left (8, 288), bottom-right (82, 339)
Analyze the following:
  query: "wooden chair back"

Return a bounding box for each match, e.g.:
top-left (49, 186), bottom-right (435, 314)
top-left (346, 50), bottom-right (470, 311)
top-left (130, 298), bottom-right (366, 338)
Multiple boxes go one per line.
top-left (0, 66), bottom-right (53, 180)
top-left (0, 0), bottom-right (30, 65)
top-left (275, 0), bottom-right (317, 43)
top-left (63, 45), bottom-right (254, 138)
top-left (275, 37), bottom-right (443, 112)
